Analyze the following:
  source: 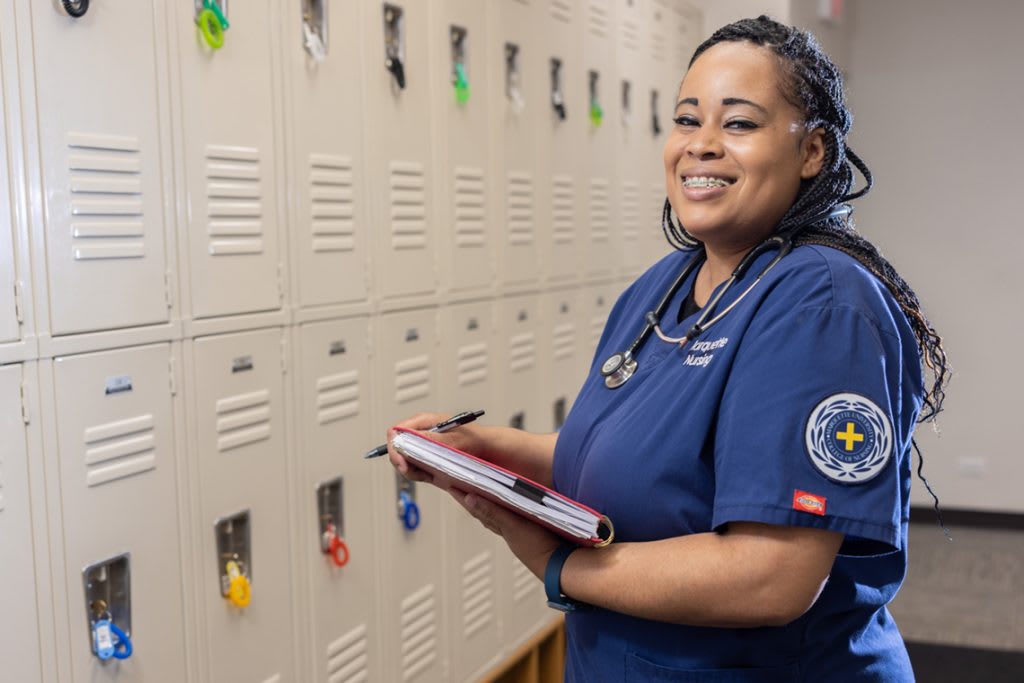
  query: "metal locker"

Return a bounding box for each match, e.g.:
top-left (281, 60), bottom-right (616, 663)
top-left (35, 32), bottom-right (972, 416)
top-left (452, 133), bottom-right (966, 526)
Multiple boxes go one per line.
top-left (297, 317), bottom-right (380, 683)
top-left (49, 344), bottom-right (187, 681)
top-left (496, 293), bottom-right (544, 435)
top-left (29, 0), bottom-right (172, 335)
top-left (285, 0), bottom-right (370, 309)
top-left (581, 0), bottom-right (619, 282)
top-left (364, 1), bottom-right (438, 308)
top-left (373, 307), bottom-right (447, 683)
top-left (437, 300), bottom-right (502, 682)
top-left (0, 364), bottom-right (45, 683)
top-left (540, 287), bottom-right (583, 433)
top-left (189, 328), bottom-right (295, 683)
top-left (580, 281), bottom-right (621, 381)
top-left (174, 0), bottom-right (284, 319)
top-left (646, 0), bottom-right (678, 267)
top-left (490, 0), bottom-right (544, 291)
top-left (0, 17), bottom-right (21, 346)
top-left (541, 0), bottom-right (585, 286)
top-left (435, 1), bottom-right (495, 301)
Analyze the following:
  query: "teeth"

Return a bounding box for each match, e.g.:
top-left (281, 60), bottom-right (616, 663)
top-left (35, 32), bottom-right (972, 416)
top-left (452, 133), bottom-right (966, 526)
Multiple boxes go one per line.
top-left (683, 176), bottom-right (730, 188)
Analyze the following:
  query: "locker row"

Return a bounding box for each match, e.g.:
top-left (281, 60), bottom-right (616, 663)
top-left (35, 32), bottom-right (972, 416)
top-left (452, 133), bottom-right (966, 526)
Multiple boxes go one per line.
top-left (1, 285), bottom-right (623, 683)
top-left (0, 0), bottom-right (700, 363)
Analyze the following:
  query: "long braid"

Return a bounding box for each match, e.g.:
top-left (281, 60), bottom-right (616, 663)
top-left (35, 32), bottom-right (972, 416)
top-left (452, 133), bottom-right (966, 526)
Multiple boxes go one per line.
top-left (664, 15), bottom-right (949, 423)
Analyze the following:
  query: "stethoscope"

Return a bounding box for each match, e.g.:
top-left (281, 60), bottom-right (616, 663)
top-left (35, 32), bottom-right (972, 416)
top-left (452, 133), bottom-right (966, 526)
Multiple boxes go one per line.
top-left (601, 206), bottom-right (851, 389)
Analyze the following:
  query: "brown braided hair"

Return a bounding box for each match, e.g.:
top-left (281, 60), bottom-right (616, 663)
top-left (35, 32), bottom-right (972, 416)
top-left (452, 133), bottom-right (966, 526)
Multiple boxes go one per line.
top-left (662, 15), bottom-right (948, 423)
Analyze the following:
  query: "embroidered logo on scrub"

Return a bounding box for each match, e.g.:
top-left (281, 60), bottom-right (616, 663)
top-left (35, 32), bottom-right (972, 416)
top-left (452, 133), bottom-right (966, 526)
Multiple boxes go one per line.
top-left (805, 392), bottom-right (893, 484)
top-left (792, 490), bottom-right (826, 516)
top-left (683, 337), bottom-right (728, 367)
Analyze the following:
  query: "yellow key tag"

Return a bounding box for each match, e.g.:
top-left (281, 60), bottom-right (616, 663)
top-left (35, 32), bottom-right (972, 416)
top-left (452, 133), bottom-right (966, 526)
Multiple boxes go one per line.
top-left (225, 560), bottom-right (251, 608)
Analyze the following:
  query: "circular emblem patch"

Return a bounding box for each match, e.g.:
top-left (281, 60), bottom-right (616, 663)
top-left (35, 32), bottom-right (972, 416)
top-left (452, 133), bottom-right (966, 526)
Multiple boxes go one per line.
top-left (805, 393), bottom-right (893, 484)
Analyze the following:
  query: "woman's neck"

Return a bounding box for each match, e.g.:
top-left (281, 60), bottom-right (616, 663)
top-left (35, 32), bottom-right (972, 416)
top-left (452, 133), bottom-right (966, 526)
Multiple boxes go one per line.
top-left (693, 241), bottom-right (760, 307)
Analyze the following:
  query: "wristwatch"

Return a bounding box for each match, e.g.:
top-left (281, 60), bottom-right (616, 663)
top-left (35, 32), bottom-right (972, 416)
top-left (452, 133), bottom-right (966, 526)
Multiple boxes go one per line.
top-left (544, 543), bottom-right (586, 612)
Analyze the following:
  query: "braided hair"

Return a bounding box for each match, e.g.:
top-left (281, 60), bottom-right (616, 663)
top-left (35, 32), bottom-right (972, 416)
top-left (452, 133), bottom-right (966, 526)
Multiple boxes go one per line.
top-left (662, 15), bottom-right (948, 423)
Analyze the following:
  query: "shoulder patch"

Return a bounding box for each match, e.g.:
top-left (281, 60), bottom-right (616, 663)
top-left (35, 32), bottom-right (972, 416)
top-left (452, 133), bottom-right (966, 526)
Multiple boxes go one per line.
top-left (805, 392), bottom-right (893, 484)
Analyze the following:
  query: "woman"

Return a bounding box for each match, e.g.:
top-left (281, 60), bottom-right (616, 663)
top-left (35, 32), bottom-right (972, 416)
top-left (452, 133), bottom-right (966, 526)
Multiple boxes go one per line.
top-left (389, 16), bottom-right (947, 681)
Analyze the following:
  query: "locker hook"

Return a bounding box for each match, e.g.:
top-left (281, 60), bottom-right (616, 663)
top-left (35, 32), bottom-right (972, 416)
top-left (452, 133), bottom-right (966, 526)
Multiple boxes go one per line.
top-left (399, 490), bottom-right (420, 531)
top-left (60, 0), bottom-right (89, 18)
top-left (323, 523), bottom-right (350, 568)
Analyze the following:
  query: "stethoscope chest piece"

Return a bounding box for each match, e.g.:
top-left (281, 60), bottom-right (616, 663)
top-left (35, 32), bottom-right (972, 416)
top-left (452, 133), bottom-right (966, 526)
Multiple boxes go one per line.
top-left (602, 352), bottom-right (637, 389)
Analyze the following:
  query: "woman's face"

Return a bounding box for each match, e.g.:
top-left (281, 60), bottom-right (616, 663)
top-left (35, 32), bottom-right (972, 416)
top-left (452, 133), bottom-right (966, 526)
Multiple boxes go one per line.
top-left (664, 41), bottom-right (825, 252)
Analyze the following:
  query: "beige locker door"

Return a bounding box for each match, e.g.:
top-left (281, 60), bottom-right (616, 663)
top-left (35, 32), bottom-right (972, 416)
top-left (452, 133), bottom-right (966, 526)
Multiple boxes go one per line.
top-left (191, 328), bottom-right (294, 683)
top-left (0, 365), bottom-right (44, 683)
top-left (496, 294), bottom-right (543, 433)
top-left (51, 344), bottom-right (187, 682)
top-left (286, 0), bottom-right (369, 308)
top-left (436, 0), bottom-right (494, 299)
top-left (0, 41), bottom-right (19, 344)
top-left (646, 0), bottom-right (676, 266)
top-left (437, 300), bottom-right (501, 681)
top-left (373, 308), bottom-right (447, 683)
top-left (542, 1), bottom-right (584, 286)
top-left (31, 1), bottom-right (171, 335)
top-left (582, 0), bottom-right (618, 282)
top-left (297, 317), bottom-right (379, 683)
top-left (541, 288), bottom-right (583, 433)
top-left (491, 0), bottom-right (543, 290)
top-left (580, 281), bottom-right (620, 382)
top-left (364, 1), bottom-right (437, 305)
top-left (176, 0), bottom-right (283, 319)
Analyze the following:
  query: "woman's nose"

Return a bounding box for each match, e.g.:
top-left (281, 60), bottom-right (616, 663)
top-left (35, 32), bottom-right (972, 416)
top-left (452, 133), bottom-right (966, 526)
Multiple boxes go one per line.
top-left (687, 127), bottom-right (724, 159)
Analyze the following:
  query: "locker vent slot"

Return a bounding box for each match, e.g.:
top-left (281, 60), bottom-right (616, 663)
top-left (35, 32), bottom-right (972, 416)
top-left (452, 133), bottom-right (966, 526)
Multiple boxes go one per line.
top-left (400, 583), bottom-right (438, 682)
top-left (652, 182), bottom-right (666, 230)
top-left (462, 550), bottom-right (494, 638)
top-left (453, 167), bottom-right (486, 248)
top-left (553, 322), bottom-right (576, 361)
top-left (215, 389), bottom-right (272, 452)
top-left (506, 171), bottom-right (534, 246)
top-left (83, 413), bottom-right (157, 487)
top-left (67, 132), bottom-right (145, 261)
top-left (310, 154), bottom-right (356, 253)
top-left (509, 332), bottom-right (536, 373)
top-left (316, 369), bottom-right (361, 425)
top-left (589, 178), bottom-right (610, 243)
top-left (587, 0), bottom-right (609, 38)
top-left (549, 0), bottom-right (572, 23)
top-left (651, 29), bottom-right (668, 65)
top-left (389, 161), bottom-right (428, 250)
top-left (621, 17), bottom-right (640, 52)
top-left (591, 313), bottom-right (608, 348)
top-left (205, 144), bottom-right (264, 256)
top-left (394, 355), bottom-right (431, 404)
top-left (621, 181), bottom-right (640, 243)
top-left (326, 623), bottom-right (369, 683)
top-left (551, 175), bottom-right (575, 245)
top-left (513, 557), bottom-right (536, 602)
top-left (456, 342), bottom-right (489, 387)
top-left (261, 676), bottom-right (281, 683)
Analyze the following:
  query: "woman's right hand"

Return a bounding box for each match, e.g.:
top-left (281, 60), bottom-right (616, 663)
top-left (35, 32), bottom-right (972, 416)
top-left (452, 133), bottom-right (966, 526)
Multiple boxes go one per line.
top-left (386, 412), bottom-right (488, 486)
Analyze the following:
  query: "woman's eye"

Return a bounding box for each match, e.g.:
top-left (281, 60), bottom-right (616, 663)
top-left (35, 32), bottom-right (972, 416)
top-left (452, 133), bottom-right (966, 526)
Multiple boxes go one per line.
top-left (673, 115), bottom-right (699, 127)
top-left (725, 119), bottom-right (758, 130)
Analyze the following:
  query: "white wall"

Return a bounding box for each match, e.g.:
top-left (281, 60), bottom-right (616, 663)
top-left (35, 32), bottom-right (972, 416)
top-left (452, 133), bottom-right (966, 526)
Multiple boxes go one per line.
top-left (847, 0), bottom-right (1024, 512)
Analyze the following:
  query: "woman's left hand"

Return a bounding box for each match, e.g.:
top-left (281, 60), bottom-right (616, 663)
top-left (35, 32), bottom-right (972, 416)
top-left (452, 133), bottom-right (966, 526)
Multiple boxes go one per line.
top-left (448, 488), bottom-right (561, 580)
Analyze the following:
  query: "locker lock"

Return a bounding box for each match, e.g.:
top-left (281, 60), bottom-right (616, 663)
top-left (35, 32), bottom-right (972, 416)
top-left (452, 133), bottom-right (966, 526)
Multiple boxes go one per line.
top-left (215, 511), bottom-right (252, 608)
top-left (589, 71), bottom-right (604, 128)
top-left (450, 26), bottom-right (470, 104)
top-left (317, 478), bottom-right (349, 568)
top-left (505, 43), bottom-right (524, 111)
top-left (90, 603), bottom-right (133, 662)
top-left (196, 0), bottom-right (230, 51)
top-left (651, 89), bottom-right (662, 137)
top-left (550, 58), bottom-right (566, 121)
top-left (83, 555), bottom-right (133, 662)
top-left (621, 80), bottom-right (632, 128)
top-left (59, 0), bottom-right (89, 18)
top-left (383, 4), bottom-right (406, 90)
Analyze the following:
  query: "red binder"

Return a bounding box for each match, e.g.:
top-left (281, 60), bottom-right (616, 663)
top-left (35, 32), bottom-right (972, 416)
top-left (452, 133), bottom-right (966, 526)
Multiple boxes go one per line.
top-left (391, 427), bottom-right (614, 547)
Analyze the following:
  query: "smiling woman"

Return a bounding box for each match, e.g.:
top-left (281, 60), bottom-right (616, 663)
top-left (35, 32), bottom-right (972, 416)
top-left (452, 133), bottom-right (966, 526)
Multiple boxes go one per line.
top-left (386, 14), bottom-right (948, 683)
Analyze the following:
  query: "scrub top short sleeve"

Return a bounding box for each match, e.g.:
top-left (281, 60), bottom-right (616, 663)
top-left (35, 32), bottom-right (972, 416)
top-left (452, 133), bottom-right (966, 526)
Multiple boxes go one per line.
top-left (712, 300), bottom-right (915, 552)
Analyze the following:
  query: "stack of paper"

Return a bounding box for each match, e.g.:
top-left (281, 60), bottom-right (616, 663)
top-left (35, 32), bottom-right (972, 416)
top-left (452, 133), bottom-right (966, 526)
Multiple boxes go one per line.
top-left (391, 429), bottom-right (613, 547)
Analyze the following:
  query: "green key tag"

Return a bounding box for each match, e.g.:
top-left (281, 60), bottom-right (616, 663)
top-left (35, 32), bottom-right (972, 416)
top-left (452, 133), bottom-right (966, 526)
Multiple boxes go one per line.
top-left (590, 100), bottom-right (604, 127)
top-left (455, 63), bottom-right (470, 104)
top-left (205, 0), bottom-right (229, 30)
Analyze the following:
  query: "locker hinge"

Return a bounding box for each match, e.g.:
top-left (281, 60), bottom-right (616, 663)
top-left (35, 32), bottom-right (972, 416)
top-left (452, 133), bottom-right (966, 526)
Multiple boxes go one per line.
top-left (168, 357), bottom-right (177, 396)
top-left (19, 381), bottom-right (30, 425)
top-left (277, 262), bottom-right (285, 304)
top-left (280, 337), bottom-right (289, 375)
top-left (13, 280), bottom-right (24, 324)
top-left (164, 270), bottom-right (174, 310)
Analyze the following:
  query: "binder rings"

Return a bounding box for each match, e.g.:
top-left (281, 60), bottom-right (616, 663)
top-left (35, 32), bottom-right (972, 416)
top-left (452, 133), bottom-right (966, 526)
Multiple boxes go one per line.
top-left (391, 428), bottom-right (614, 547)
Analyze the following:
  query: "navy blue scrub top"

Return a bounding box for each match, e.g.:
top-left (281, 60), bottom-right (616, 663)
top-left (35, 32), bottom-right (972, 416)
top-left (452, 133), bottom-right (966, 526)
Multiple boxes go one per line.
top-left (553, 244), bottom-right (924, 682)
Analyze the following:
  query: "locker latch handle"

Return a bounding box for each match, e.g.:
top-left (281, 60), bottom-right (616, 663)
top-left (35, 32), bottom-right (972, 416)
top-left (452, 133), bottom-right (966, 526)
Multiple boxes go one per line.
top-left (384, 4), bottom-right (406, 90)
top-left (90, 602), bottom-right (133, 661)
top-left (60, 0), bottom-right (90, 18)
top-left (398, 490), bottom-right (420, 531)
top-left (505, 43), bottom-right (524, 111)
top-left (550, 58), bottom-right (566, 120)
top-left (589, 71), bottom-right (604, 128)
top-left (322, 522), bottom-right (351, 568)
top-left (651, 89), bottom-right (662, 137)
top-left (302, 0), bottom-right (328, 61)
top-left (621, 80), bottom-right (632, 128)
top-left (197, 1), bottom-right (229, 51)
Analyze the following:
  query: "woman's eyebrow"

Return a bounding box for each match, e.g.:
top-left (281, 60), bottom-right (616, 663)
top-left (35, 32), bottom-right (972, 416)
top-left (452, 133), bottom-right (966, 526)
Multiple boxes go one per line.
top-left (675, 97), bottom-right (769, 115)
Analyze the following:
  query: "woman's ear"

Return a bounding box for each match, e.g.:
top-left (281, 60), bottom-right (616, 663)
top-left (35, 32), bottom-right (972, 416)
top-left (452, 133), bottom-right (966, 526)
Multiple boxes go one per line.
top-left (800, 127), bottom-right (827, 179)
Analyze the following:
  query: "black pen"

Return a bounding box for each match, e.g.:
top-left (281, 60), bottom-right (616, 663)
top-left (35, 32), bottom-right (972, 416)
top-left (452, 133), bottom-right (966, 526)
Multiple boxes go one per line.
top-left (364, 410), bottom-right (485, 459)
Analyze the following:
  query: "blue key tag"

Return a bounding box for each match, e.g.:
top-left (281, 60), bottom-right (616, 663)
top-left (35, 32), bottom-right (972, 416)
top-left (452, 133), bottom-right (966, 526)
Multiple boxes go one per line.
top-left (93, 619), bottom-right (115, 660)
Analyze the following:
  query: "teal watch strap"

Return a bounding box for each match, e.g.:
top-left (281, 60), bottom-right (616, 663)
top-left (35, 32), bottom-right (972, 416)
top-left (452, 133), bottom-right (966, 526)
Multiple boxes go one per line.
top-left (545, 543), bottom-right (584, 612)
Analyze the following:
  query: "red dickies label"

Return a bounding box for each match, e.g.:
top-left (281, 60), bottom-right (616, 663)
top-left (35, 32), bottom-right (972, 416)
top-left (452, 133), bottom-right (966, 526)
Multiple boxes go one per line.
top-left (793, 490), bottom-right (827, 516)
